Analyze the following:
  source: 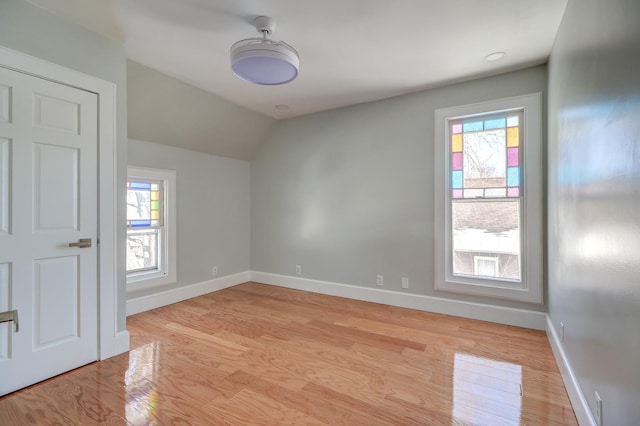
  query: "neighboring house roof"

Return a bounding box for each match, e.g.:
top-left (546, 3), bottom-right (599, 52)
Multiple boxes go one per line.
top-left (453, 200), bottom-right (520, 254)
top-left (453, 200), bottom-right (519, 233)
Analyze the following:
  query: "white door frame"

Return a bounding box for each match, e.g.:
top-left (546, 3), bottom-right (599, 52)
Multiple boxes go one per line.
top-left (0, 46), bottom-right (129, 360)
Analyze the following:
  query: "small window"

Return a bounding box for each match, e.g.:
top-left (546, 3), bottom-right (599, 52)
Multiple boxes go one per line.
top-left (126, 167), bottom-right (176, 292)
top-left (435, 94), bottom-right (543, 303)
top-left (474, 256), bottom-right (499, 278)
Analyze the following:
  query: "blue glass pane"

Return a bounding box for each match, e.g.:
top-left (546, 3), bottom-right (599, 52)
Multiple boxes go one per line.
top-left (507, 167), bottom-right (520, 187)
top-left (452, 170), bottom-right (463, 189)
top-left (463, 121), bottom-right (483, 132)
top-left (130, 219), bottom-right (151, 227)
top-left (130, 182), bottom-right (151, 190)
top-left (484, 118), bottom-right (506, 130)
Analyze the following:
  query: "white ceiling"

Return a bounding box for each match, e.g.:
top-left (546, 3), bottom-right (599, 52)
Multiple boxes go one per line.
top-left (27, 0), bottom-right (567, 119)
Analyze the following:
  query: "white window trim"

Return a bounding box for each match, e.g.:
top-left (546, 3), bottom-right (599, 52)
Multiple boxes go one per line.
top-left (434, 93), bottom-right (543, 304)
top-left (126, 166), bottom-right (177, 292)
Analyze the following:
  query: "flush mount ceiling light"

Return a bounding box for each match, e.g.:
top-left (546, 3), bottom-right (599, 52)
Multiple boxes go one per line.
top-left (230, 16), bottom-right (299, 85)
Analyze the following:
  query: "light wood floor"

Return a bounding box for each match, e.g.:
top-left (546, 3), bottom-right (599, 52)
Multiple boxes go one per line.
top-left (0, 282), bottom-right (577, 425)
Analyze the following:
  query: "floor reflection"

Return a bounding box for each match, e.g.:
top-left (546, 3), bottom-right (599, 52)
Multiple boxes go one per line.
top-left (453, 353), bottom-right (523, 425)
top-left (125, 341), bottom-right (160, 425)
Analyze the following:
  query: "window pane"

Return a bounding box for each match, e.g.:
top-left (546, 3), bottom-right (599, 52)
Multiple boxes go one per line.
top-left (507, 167), bottom-right (520, 187)
top-left (127, 229), bottom-right (159, 273)
top-left (463, 121), bottom-right (483, 132)
top-left (463, 129), bottom-right (506, 188)
top-left (507, 187), bottom-right (520, 197)
top-left (507, 147), bottom-right (519, 167)
top-left (485, 188), bottom-right (506, 197)
top-left (483, 118), bottom-right (506, 130)
top-left (507, 127), bottom-right (519, 147)
top-left (452, 200), bottom-right (521, 281)
top-left (127, 188), bottom-right (151, 221)
top-left (127, 179), bottom-right (163, 228)
top-left (463, 189), bottom-right (483, 198)
top-left (452, 170), bottom-right (463, 189)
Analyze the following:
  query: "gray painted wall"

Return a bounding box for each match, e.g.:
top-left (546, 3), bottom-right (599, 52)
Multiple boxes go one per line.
top-left (0, 0), bottom-right (129, 331)
top-left (127, 61), bottom-right (274, 161)
top-left (128, 139), bottom-right (250, 298)
top-left (251, 66), bottom-right (547, 311)
top-left (547, 0), bottom-right (640, 423)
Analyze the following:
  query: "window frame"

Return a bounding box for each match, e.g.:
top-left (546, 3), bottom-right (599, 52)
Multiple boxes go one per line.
top-left (434, 93), bottom-right (543, 303)
top-left (126, 166), bottom-right (177, 292)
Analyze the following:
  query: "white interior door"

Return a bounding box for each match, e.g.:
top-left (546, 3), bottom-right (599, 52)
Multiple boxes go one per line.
top-left (0, 66), bottom-right (98, 396)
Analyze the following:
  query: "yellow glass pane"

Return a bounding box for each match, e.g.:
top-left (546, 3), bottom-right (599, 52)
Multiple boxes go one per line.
top-left (507, 127), bottom-right (520, 147)
top-left (151, 191), bottom-right (159, 201)
top-left (151, 211), bottom-right (159, 220)
top-left (452, 134), bottom-right (463, 152)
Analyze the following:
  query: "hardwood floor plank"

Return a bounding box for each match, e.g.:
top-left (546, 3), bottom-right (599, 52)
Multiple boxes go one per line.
top-left (0, 282), bottom-right (577, 425)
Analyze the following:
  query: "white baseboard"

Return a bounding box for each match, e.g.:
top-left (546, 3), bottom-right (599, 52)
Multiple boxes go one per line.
top-left (250, 271), bottom-right (547, 330)
top-left (546, 315), bottom-right (595, 426)
top-left (126, 271), bottom-right (250, 316)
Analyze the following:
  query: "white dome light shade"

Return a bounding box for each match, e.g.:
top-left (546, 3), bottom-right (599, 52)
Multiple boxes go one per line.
top-left (231, 39), bottom-right (299, 85)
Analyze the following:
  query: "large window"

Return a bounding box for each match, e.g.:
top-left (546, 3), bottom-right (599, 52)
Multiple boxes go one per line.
top-left (434, 94), bottom-right (543, 303)
top-left (126, 167), bottom-right (176, 292)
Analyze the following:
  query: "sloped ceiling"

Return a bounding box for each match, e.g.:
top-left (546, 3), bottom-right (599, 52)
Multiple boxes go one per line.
top-left (27, 0), bottom-right (567, 120)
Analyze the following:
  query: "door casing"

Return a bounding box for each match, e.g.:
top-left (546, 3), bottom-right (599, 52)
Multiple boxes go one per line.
top-left (0, 45), bottom-right (129, 360)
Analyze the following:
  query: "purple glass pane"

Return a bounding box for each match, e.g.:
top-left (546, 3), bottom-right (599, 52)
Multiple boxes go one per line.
top-left (130, 219), bottom-right (151, 227)
top-left (452, 152), bottom-right (463, 170)
top-left (130, 182), bottom-right (151, 190)
top-left (452, 123), bottom-right (462, 134)
top-left (507, 187), bottom-right (520, 197)
top-left (507, 147), bottom-right (519, 167)
top-left (452, 189), bottom-right (463, 198)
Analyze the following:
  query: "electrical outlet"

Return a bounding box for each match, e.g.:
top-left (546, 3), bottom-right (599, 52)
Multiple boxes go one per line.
top-left (295, 265), bottom-right (301, 275)
top-left (560, 322), bottom-right (564, 342)
top-left (212, 266), bottom-right (218, 276)
top-left (376, 275), bottom-right (383, 286)
top-left (402, 277), bottom-right (409, 289)
top-left (595, 392), bottom-right (603, 426)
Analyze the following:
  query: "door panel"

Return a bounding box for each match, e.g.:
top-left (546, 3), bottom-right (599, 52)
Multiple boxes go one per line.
top-left (33, 256), bottom-right (79, 349)
top-left (0, 262), bottom-right (8, 360)
top-left (0, 84), bottom-right (10, 123)
top-left (0, 137), bottom-right (8, 235)
top-left (33, 143), bottom-right (79, 231)
top-left (33, 93), bottom-right (80, 134)
top-left (0, 66), bottom-right (98, 396)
